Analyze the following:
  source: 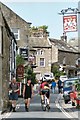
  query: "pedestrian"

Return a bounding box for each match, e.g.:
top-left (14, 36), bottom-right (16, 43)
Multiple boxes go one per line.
top-left (51, 80), bottom-right (56, 93)
top-left (23, 79), bottom-right (34, 112)
top-left (57, 90), bottom-right (63, 103)
top-left (8, 77), bottom-right (19, 112)
top-left (57, 77), bottom-right (62, 93)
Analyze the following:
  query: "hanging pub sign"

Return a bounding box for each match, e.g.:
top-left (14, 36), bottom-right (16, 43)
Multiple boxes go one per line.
top-left (63, 15), bottom-right (77, 32)
top-left (16, 65), bottom-right (24, 79)
top-left (20, 48), bottom-right (28, 60)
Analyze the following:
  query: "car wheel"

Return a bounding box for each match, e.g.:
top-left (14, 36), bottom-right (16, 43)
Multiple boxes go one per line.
top-left (72, 101), bottom-right (75, 106)
top-left (64, 100), bottom-right (68, 104)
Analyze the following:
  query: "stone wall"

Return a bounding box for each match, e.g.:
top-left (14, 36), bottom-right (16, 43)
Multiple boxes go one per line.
top-left (33, 47), bottom-right (52, 77)
top-left (0, 9), bottom-right (12, 112)
top-left (0, 2), bottom-right (31, 48)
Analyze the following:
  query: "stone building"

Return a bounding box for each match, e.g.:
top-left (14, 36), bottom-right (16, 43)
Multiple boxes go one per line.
top-left (29, 37), bottom-right (52, 80)
top-left (50, 38), bottom-right (80, 77)
top-left (29, 37), bottom-right (80, 79)
top-left (0, 2), bottom-right (31, 61)
top-left (0, 10), bottom-right (17, 112)
top-left (0, 2), bottom-right (80, 82)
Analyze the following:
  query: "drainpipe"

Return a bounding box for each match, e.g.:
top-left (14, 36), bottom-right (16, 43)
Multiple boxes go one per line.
top-left (0, 25), bottom-right (3, 112)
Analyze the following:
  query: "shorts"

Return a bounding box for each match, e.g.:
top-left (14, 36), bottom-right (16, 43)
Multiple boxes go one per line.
top-left (41, 89), bottom-right (50, 98)
top-left (9, 92), bottom-right (18, 100)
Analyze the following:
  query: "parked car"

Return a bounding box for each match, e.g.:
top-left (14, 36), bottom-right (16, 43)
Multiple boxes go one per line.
top-left (63, 78), bottom-right (80, 104)
top-left (60, 75), bottom-right (68, 82)
top-left (41, 72), bottom-right (54, 81)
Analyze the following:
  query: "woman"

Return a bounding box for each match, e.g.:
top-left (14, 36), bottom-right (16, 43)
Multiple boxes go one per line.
top-left (9, 77), bottom-right (19, 112)
top-left (23, 79), bottom-right (34, 112)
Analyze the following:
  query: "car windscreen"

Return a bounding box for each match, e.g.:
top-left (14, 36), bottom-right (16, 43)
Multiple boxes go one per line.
top-left (44, 75), bottom-right (50, 77)
top-left (64, 79), bottom-right (79, 88)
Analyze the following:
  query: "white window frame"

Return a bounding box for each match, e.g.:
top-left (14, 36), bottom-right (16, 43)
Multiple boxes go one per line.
top-left (37, 49), bottom-right (44, 55)
top-left (40, 58), bottom-right (45, 67)
top-left (11, 28), bottom-right (20, 40)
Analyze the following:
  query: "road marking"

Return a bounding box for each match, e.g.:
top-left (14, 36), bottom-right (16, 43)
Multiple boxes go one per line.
top-left (1, 112), bottom-right (11, 119)
top-left (56, 103), bottom-right (73, 119)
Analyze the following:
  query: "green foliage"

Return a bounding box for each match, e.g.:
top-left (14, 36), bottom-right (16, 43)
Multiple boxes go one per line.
top-left (38, 25), bottom-right (48, 32)
top-left (31, 26), bottom-right (38, 31)
top-left (16, 55), bottom-right (25, 67)
top-left (25, 66), bottom-right (36, 85)
top-left (51, 65), bottom-right (66, 79)
top-left (31, 25), bottom-right (48, 32)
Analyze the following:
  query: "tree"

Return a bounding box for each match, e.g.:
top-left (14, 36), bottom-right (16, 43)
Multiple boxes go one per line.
top-left (25, 66), bottom-right (36, 85)
top-left (31, 25), bottom-right (49, 36)
top-left (16, 55), bottom-right (25, 67)
top-left (51, 64), bottom-right (66, 79)
top-left (38, 25), bottom-right (48, 32)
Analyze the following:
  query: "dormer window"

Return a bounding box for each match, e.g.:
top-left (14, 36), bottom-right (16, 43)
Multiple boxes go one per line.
top-left (37, 49), bottom-right (44, 55)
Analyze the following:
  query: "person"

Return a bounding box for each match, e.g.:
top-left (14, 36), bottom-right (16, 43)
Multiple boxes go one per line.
top-left (57, 78), bottom-right (62, 93)
top-left (39, 79), bottom-right (50, 109)
top-left (51, 80), bottom-right (56, 93)
top-left (23, 79), bottom-right (34, 112)
top-left (8, 77), bottom-right (19, 112)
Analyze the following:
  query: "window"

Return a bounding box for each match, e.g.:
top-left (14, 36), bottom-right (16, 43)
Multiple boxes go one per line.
top-left (12, 28), bottom-right (20, 40)
top-left (78, 60), bottom-right (80, 66)
top-left (37, 49), bottom-right (44, 55)
top-left (63, 57), bottom-right (66, 65)
top-left (40, 58), bottom-right (45, 67)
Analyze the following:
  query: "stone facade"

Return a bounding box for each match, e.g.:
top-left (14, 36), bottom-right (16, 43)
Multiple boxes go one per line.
top-left (29, 37), bottom-right (52, 80)
top-left (0, 9), bottom-right (17, 111)
top-left (50, 39), bottom-right (80, 77)
top-left (28, 36), bottom-right (80, 79)
top-left (0, 2), bottom-right (31, 55)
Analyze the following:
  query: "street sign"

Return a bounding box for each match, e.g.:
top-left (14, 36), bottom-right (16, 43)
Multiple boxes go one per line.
top-left (16, 65), bottom-right (24, 79)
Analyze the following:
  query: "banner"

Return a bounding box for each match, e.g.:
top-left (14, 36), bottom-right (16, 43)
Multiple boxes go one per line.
top-left (63, 15), bottom-right (77, 32)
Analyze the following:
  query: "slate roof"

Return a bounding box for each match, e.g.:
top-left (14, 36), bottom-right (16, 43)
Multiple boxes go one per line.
top-left (49, 38), bottom-right (78, 53)
top-left (29, 37), bottom-right (51, 48)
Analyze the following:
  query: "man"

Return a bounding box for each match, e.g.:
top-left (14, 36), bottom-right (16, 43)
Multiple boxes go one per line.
top-left (9, 77), bottom-right (19, 112)
top-left (39, 79), bottom-right (50, 108)
top-left (51, 80), bottom-right (56, 93)
top-left (23, 79), bottom-right (34, 112)
top-left (57, 78), bottom-right (62, 93)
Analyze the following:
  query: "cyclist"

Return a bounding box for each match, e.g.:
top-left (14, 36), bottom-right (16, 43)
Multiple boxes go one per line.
top-left (39, 78), bottom-right (50, 109)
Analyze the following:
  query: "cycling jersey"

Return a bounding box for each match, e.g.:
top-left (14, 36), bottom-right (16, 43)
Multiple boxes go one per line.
top-left (40, 81), bottom-right (48, 89)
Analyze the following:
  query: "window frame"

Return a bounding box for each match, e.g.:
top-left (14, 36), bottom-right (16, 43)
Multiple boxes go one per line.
top-left (40, 58), bottom-right (45, 67)
top-left (11, 28), bottom-right (20, 40)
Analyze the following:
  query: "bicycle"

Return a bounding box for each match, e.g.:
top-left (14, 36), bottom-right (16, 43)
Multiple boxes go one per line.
top-left (41, 89), bottom-right (50, 112)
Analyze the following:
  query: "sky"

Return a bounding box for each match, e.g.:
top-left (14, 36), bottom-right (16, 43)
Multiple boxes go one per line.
top-left (1, 0), bottom-right (80, 40)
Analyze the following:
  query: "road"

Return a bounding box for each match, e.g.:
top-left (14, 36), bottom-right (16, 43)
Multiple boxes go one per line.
top-left (1, 91), bottom-right (79, 120)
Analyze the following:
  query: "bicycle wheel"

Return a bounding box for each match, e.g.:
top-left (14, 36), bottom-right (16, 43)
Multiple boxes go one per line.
top-left (46, 104), bottom-right (50, 112)
top-left (41, 96), bottom-right (46, 111)
top-left (42, 104), bottom-right (46, 111)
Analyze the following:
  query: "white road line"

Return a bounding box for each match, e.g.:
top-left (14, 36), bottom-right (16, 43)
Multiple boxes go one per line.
top-left (1, 112), bottom-right (12, 119)
top-left (56, 103), bottom-right (73, 119)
